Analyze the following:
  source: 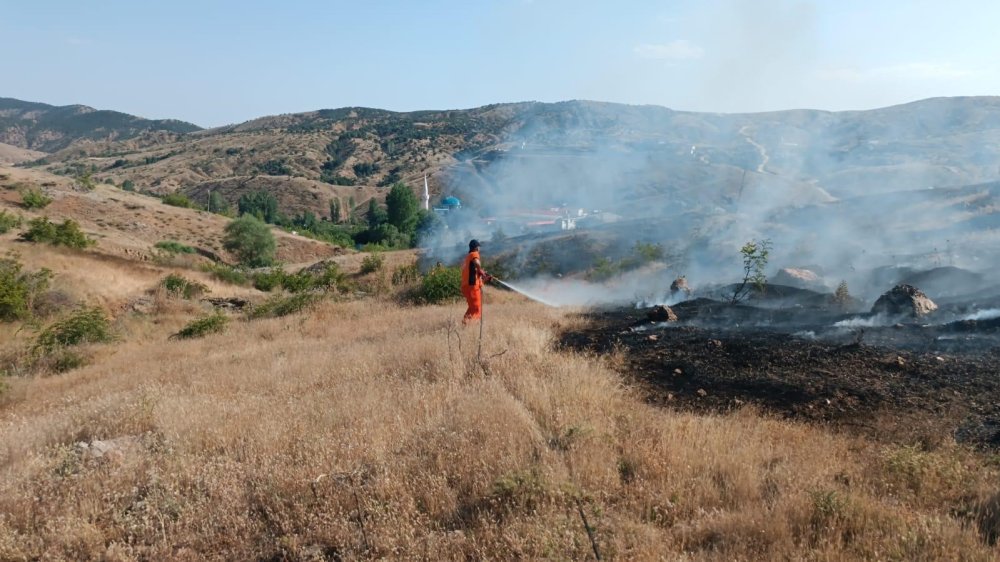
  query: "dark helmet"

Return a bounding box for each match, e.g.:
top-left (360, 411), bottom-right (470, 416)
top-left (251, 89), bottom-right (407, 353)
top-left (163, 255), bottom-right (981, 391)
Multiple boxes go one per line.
top-left (469, 239), bottom-right (480, 251)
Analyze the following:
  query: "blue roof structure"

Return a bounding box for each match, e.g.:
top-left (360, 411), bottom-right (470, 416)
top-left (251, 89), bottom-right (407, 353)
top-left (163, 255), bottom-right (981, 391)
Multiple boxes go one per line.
top-left (442, 196), bottom-right (461, 208)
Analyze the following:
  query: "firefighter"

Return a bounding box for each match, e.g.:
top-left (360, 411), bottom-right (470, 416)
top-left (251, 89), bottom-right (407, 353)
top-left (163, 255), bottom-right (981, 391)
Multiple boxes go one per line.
top-left (461, 239), bottom-right (491, 325)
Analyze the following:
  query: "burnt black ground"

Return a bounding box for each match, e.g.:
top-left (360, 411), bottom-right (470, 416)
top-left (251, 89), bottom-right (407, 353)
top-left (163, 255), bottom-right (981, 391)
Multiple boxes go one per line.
top-left (559, 303), bottom-right (1000, 450)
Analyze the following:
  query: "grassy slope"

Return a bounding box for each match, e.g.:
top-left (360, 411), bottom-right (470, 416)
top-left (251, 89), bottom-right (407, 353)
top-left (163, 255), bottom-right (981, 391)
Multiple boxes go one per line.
top-left (0, 295), bottom-right (998, 559)
top-left (0, 165), bottom-right (343, 266)
top-left (0, 162), bottom-right (998, 559)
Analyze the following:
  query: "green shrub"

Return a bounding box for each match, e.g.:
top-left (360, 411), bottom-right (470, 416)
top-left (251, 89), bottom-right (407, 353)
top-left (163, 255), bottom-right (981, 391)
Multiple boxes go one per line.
top-left (161, 274), bottom-right (209, 299)
top-left (223, 216), bottom-right (276, 267)
top-left (162, 192), bottom-right (199, 209)
top-left (20, 188), bottom-right (53, 209)
top-left (200, 263), bottom-right (250, 286)
top-left (50, 349), bottom-right (89, 373)
top-left (587, 257), bottom-right (620, 282)
top-left (317, 263), bottom-right (350, 292)
top-left (360, 251), bottom-right (385, 274)
top-left (248, 293), bottom-right (320, 320)
top-left (154, 240), bottom-right (196, 254)
top-left (0, 255), bottom-right (52, 321)
top-left (20, 217), bottom-right (94, 248)
top-left (418, 266), bottom-right (462, 303)
top-left (121, 179), bottom-right (136, 192)
top-left (34, 307), bottom-right (114, 353)
top-left (252, 267), bottom-right (287, 292)
top-left (280, 269), bottom-right (317, 293)
top-left (172, 313), bottom-right (229, 340)
top-left (0, 210), bottom-right (22, 234)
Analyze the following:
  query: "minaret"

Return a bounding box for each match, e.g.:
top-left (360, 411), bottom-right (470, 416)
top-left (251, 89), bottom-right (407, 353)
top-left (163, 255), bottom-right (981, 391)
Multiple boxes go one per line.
top-left (422, 174), bottom-right (430, 211)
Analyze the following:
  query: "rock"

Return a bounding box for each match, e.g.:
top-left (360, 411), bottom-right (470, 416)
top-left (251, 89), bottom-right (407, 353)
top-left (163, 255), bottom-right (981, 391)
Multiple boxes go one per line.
top-left (647, 305), bottom-right (678, 322)
top-left (670, 276), bottom-right (692, 296)
top-left (772, 268), bottom-right (825, 290)
top-left (871, 284), bottom-right (938, 318)
top-left (203, 297), bottom-right (251, 310)
top-left (696, 388), bottom-right (708, 397)
top-left (75, 435), bottom-right (142, 463)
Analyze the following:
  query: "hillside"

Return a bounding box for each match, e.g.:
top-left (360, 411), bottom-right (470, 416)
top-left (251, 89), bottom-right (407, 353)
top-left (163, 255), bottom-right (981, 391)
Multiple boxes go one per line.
top-left (0, 165), bottom-right (340, 268)
top-left (1, 168), bottom-right (999, 558)
top-left (0, 97), bottom-right (201, 152)
top-left (24, 97), bottom-right (1000, 224)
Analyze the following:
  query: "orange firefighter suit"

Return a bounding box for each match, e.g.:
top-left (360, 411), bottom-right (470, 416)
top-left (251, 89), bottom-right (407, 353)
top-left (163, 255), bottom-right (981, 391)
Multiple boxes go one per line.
top-left (461, 249), bottom-right (489, 324)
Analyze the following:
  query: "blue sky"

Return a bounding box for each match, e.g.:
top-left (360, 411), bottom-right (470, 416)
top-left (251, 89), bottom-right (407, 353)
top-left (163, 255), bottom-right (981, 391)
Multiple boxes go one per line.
top-left (3, 0), bottom-right (997, 127)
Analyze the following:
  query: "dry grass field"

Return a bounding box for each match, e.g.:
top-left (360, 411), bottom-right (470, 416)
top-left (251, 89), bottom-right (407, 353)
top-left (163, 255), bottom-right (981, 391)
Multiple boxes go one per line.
top-left (1, 280), bottom-right (999, 559)
top-left (1, 163), bottom-right (999, 560)
top-left (0, 165), bottom-right (343, 265)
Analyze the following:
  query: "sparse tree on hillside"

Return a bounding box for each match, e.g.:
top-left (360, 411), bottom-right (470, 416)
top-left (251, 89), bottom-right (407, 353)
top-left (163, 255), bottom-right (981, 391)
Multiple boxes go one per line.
top-left (208, 191), bottom-right (229, 215)
top-left (385, 182), bottom-right (420, 235)
top-left (223, 216), bottom-right (276, 267)
top-left (730, 239), bottom-right (771, 304)
top-left (329, 198), bottom-right (341, 223)
top-left (75, 169), bottom-right (96, 191)
top-left (366, 198), bottom-right (387, 230)
top-left (347, 196), bottom-right (356, 223)
top-left (238, 191), bottom-right (280, 224)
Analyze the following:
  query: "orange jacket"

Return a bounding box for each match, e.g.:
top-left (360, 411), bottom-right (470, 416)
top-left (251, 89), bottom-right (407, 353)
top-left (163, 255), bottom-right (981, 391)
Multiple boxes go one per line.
top-left (461, 250), bottom-right (484, 289)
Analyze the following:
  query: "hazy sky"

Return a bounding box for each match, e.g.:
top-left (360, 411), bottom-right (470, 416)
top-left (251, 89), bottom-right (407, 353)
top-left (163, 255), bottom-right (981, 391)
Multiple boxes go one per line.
top-left (3, 0), bottom-right (997, 127)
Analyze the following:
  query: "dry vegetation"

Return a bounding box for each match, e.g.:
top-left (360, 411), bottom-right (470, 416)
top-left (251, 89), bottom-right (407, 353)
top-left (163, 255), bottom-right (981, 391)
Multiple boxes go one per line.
top-left (0, 165), bottom-right (342, 265)
top-left (1, 163), bottom-right (999, 560)
top-left (1, 286), bottom-right (999, 559)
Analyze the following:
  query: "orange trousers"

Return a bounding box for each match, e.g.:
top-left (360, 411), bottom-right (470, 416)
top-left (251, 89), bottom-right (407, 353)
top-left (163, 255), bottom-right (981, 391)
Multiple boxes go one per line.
top-left (462, 285), bottom-right (482, 325)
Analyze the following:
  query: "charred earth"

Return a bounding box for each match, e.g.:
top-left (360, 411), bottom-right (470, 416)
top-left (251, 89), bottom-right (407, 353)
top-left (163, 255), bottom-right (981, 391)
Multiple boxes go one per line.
top-left (561, 283), bottom-right (1000, 450)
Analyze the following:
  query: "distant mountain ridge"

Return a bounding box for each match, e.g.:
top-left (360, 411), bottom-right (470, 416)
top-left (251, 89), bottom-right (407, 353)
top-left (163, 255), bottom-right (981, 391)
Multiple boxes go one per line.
top-left (17, 96), bottom-right (1000, 223)
top-left (0, 97), bottom-right (202, 152)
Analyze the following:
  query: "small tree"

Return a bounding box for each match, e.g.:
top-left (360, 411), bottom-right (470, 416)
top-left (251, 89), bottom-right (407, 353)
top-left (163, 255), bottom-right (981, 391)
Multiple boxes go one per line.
top-left (223, 216), bottom-right (276, 267)
top-left (208, 191), bottom-right (229, 215)
top-left (20, 188), bottom-right (52, 209)
top-left (833, 280), bottom-right (852, 311)
top-left (366, 198), bottom-right (387, 229)
top-left (731, 239), bottom-right (771, 304)
top-left (385, 182), bottom-right (420, 235)
top-left (121, 179), bottom-right (136, 192)
top-left (329, 198), bottom-right (341, 222)
top-left (74, 170), bottom-right (96, 191)
top-left (238, 191), bottom-right (280, 224)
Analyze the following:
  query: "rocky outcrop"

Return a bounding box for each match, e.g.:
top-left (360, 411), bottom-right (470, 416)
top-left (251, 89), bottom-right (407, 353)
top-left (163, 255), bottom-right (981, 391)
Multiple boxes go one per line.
top-left (772, 268), bottom-right (825, 290)
top-left (647, 305), bottom-right (678, 322)
top-left (871, 284), bottom-right (937, 318)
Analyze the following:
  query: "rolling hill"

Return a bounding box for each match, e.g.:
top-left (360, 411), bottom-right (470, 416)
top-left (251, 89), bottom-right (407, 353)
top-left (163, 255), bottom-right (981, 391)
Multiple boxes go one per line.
top-left (0, 97), bottom-right (201, 152)
top-left (19, 96), bottom-right (1000, 222)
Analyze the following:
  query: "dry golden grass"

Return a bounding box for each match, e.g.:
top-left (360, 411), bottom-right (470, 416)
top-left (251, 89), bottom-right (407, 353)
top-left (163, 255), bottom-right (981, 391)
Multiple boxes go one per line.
top-left (1, 287), bottom-right (998, 560)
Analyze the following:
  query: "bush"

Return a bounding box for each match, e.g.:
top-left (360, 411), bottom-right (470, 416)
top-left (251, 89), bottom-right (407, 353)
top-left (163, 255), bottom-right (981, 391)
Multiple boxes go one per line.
top-left (200, 263), bottom-right (250, 286)
top-left (0, 255), bottom-right (52, 322)
top-left (252, 267), bottom-right (287, 292)
top-left (223, 216), bottom-right (276, 267)
top-left (391, 262), bottom-right (420, 286)
top-left (34, 307), bottom-right (114, 353)
top-left (248, 293), bottom-right (320, 320)
top-left (0, 210), bottom-right (22, 234)
top-left (20, 188), bottom-right (52, 209)
top-left (162, 192), bottom-right (199, 209)
top-left (154, 240), bottom-right (196, 254)
top-left (172, 313), bottom-right (229, 340)
top-left (161, 274), bottom-right (209, 299)
top-left (20, 217), bottom-right (94, 248)
top-left (121, 179), bottom-right (136, 192)
top-left (418, 266), bottom-right (462, 303)
top-left (360, 251), bottom-right (385, 274)
top-left (279, 269), bottom-right (317, 293)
